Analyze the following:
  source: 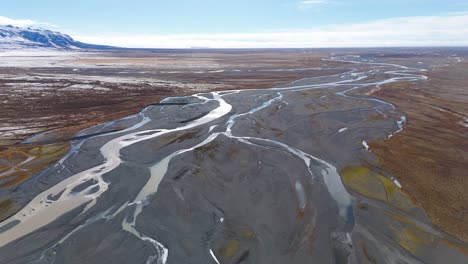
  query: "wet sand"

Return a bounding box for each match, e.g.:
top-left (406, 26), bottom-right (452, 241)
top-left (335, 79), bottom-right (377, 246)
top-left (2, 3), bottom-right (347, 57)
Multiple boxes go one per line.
top-left (0, 49), bottom-right (467, 263)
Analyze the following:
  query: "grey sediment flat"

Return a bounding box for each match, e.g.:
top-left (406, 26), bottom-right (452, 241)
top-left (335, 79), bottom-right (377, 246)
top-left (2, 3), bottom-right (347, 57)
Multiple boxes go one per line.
top-left (0, 56), bottom-right (466, 264)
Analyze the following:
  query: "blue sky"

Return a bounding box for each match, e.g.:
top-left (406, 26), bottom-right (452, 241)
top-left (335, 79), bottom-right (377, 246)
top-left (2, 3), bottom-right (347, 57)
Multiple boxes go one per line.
top-left (1, 0), bottom-right (468, 48)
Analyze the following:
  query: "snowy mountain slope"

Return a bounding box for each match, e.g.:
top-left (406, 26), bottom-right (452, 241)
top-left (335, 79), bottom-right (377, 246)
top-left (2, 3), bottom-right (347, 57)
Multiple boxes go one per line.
top-left (0, 25), bottom-right (115, 50)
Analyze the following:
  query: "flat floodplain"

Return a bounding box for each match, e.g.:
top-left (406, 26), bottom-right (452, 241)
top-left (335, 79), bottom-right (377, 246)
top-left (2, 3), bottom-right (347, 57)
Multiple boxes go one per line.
top-left (0, 48), bottom-right (467, 263)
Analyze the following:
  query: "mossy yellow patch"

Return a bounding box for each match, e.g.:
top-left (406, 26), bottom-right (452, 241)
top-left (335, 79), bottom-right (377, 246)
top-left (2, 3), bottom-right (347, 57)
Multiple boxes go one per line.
top-left (390, 225), bottom-right (434, 255)
top-left (242, 229), bottom-right (255, 239)
top-left (0, 199), bottom-right (11, 211)
top-left (388, 211), bottom-right (468, 255)
top-left (28, 144), bottom-right (68, 156)
top-left (193, 169), bottom-right (206, 179)
top-left (221, 240), bottom-right (240, 258)
top-left (156, 132), bottom-right (197, 148)
top-left (28, 144), bottom-right (70, 165)
top-left (0, 143), bottom-right (70, 188)
top-left (340, 166), bottom-right (417, 212)
top-left (28, 146), bottom-right (43, 156)
top-left (341, 166), bottom-right (387, 201)
top-left (0, 199), bottom-right (14, 221)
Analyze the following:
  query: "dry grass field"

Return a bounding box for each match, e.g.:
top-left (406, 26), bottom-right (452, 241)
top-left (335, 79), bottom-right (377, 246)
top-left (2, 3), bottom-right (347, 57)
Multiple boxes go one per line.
top-left (371, 58), bottom-right (468, 242)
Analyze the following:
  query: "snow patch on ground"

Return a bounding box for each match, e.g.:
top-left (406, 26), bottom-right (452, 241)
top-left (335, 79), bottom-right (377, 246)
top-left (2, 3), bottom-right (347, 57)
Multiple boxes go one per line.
top-left (64, 84), bottom-right (110, 91)
top-left (362, 140), bottom-right (370, 151)
top-left (458, 117), bottom-right (468, 128)
top-left (338, 127), bottom-right (348, 133)
top-left (387, 116), bottom-right (407, 140)
top-left (393, 178), bottom-right (402, 188)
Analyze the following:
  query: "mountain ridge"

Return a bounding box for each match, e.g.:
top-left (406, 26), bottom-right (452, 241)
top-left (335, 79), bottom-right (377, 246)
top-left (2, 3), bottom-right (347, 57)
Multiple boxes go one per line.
top-left (0, 25), bottom-right (116, 50)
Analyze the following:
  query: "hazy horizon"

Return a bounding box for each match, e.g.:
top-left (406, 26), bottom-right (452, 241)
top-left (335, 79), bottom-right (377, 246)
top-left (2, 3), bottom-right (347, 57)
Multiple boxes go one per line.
top-left (1, 1), bottom-right (468, 49)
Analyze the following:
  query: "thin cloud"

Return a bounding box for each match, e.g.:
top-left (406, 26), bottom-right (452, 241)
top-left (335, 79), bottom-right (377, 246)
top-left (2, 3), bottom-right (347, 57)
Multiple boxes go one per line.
top-left (298, 0), bottom-right (328, 10)
top-left (73, 14), bottom-right (468, 49)
top-left (0, 16), bottom-right (56, 28)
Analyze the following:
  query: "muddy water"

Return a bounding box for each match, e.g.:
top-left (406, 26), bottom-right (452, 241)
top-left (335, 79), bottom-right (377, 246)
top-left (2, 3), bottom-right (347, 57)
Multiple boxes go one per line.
top-left (0, 56), bottom-right (466, 263)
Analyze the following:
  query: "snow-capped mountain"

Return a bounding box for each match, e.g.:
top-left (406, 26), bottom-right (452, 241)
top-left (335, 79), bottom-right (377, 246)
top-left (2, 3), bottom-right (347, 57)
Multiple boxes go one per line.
top-left (0, 25), bottom-right (114, 50)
